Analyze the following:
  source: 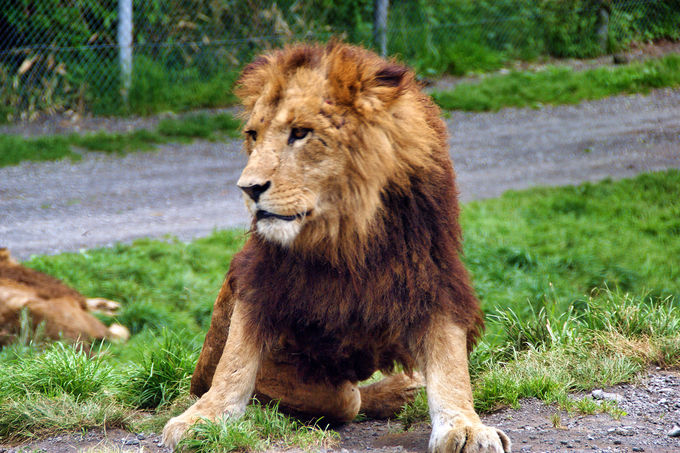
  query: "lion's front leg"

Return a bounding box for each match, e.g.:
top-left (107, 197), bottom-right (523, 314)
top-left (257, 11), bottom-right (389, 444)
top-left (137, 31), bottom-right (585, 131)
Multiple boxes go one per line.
top-left (421, 313), bottom-right (511, 453)
top-left (162, 299), bottom-right (261, 449)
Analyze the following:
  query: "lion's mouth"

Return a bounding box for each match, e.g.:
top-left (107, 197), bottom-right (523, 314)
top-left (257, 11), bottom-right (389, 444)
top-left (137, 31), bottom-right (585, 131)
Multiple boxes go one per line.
top-left (255, 209), bottom-right (310, 222)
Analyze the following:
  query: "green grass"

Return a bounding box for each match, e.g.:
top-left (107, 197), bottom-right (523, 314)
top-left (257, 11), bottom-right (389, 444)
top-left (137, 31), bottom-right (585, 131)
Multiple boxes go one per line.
top-left (463, 170), bottom-right (680, 320)
top-left (0, 342), bottom-right (112, 400)
top-left (122, 330), bottom-right (200, 410)
top-left (178, 402), bottom-right (338, 452)
top-left (433, 54), bottom-right (680, 111)
top-left (0, 135), bottom-right (82, 166)
top-left (119, 56), bottom-right (239, 117)
top-left (0, 112), bottom-right (242, 168)
top-left (1, 170), bottom-right (678, 448)
top-left (157, 113), bottom-right (242, 140)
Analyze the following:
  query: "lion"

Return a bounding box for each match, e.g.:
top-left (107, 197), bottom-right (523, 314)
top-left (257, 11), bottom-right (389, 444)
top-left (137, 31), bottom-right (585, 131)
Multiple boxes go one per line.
top-left (0, 247), bottom-right (129, 345)
top-left (162, 42), bottom-right (511, 453)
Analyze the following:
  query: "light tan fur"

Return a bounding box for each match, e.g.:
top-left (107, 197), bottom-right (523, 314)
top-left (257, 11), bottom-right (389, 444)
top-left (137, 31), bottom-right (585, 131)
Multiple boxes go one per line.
top-left (0, 248), bottom-right (129, 344)
top-left (163, 43), bottom-right (510, 452)
top-left (421, 315), bottom-right (511, 452)
top-left (163, 299), bottom-right (262, 447)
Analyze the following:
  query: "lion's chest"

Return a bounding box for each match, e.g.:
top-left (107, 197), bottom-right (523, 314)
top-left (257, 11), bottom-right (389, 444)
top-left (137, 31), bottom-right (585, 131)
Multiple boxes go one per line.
top-left (233, 248), bottom-right (435, 383)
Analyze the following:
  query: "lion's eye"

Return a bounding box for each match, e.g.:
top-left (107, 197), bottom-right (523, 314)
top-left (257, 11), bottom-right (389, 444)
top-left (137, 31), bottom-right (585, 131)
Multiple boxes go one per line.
top-left (288, 127), bottom-right (311, 145)
top-left (245, 130), bottom-right (257, 141)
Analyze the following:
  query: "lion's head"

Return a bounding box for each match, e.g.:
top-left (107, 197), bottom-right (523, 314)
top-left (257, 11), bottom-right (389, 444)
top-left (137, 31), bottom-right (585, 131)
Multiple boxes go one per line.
top-left (235, 42), bottom-right (446, 262)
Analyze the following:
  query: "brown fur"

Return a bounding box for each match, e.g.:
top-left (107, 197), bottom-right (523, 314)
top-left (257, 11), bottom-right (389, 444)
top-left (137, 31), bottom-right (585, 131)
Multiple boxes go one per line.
top-left (164, 42), bottom-right (509, 452)
top-left (0, 248), bottom-right (128, 345)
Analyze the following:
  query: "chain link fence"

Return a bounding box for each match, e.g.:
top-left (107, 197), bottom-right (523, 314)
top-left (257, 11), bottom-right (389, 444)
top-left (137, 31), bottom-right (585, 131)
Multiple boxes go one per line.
top-left (1, 0), bottom-right (678, 121)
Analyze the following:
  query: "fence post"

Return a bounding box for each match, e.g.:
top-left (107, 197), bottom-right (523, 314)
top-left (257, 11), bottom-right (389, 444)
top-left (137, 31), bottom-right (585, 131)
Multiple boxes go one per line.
top-left (597, 5), bottom-right (610, 53)
top-left (373, 0), bottom-right (389, 57)
top-left (118, 0), bottom-right (133, 102)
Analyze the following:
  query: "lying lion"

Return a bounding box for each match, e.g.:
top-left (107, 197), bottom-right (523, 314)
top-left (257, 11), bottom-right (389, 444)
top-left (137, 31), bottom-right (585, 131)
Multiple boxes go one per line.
top-left (0, 248), bottom-right (128, 345)
top-left (163, 42), bottom-right (511, 452)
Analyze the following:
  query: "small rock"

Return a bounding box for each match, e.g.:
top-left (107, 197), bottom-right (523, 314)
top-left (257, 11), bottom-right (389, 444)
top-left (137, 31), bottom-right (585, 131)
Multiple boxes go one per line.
top-left (123, 438), bottom-right (140, 446)
top-left (613, 439), bottom-right (622, 445)
top-left (591, 389), bottom-right (624, 403)
top-left (137, 433), bottom-right (146, 440)
top-left (659, 398), bottom-right (668, 405)
top-left (615, 427), bottom-right (634, 436)
top-left (668, 425), bottom-right (680, 437)
top-left (632, 448), bottom-right (644, 452)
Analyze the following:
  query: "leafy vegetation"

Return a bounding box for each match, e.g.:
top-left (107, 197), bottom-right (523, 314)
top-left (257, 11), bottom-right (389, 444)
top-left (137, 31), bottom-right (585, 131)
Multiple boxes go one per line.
top-left (0, 170), bottom-right (678, 448)
top-left (433, 53), bottom-right (680, 111)
top-left (0, 112), bottom-right (242, 168)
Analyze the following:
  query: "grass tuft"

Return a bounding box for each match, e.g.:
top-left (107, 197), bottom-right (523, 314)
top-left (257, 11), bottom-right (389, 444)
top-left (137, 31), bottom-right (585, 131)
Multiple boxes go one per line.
top-left (0, 134), bottom-right (81, 167)
top-left (0, 342), bottom-right (113, 401)
top-left (122, 330), bottom-right (200, 410)
top-left (0, 393), bottom-right (132, 441)
top-left (178, 401), bottom-right (338, 453)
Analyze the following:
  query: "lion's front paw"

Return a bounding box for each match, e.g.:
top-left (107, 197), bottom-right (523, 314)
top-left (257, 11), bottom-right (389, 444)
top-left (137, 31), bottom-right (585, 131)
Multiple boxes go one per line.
top-left (162, 413), bottom-right (198, 450)
top-left (430, 421), bottom-right (511, 453)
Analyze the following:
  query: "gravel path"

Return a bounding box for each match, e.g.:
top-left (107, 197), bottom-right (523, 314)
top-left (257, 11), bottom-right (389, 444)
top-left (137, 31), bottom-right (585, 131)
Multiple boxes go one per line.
top-left (1, 88), bottom-right (679, 260)
top-left (336, 370), bottom-right (680, 453)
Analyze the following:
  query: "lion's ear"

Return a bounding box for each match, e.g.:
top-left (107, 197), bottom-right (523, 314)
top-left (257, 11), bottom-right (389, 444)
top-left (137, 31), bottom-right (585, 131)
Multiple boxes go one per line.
top-left (327, 46), bottom-right (364, 107)
top-left (369, 62), bottom-right (411, 105)
top-left (375, 63), bottom-right (409, 88)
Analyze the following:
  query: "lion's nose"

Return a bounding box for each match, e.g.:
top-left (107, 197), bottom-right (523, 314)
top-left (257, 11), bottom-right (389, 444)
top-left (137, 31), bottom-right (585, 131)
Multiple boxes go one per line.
top-left (238, 181), bottom-right (271, 202)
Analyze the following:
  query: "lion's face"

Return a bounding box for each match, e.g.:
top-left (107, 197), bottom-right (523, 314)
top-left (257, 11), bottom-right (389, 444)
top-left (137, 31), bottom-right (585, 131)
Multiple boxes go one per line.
top-left (235, 43), bottom-right (437, 256)
top-left (237, 68), bottom-right (348, 246)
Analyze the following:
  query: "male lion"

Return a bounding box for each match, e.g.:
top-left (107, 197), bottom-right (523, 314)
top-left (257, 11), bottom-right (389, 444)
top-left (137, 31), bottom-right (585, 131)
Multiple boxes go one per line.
top-left (163, 42), bottom-right (511, 452)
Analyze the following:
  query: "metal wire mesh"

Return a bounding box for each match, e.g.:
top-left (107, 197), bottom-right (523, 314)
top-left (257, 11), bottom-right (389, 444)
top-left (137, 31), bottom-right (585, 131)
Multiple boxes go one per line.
top-left (1, 0), bottom-right (677, 121)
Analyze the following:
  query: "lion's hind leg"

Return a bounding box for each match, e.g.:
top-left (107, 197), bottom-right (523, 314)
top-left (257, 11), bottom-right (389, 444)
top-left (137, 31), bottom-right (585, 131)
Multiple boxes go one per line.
top-left (255, 355), bottom-right (361, 424)
top-left (358, 372), bottom-right (425, 419)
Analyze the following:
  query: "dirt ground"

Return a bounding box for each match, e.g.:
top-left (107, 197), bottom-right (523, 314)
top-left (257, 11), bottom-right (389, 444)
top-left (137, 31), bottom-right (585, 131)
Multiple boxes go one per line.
top-left (1, 370), bottom-right (678, 453)
top-left (0, 47), bottom-right (679, 452)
